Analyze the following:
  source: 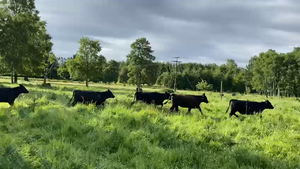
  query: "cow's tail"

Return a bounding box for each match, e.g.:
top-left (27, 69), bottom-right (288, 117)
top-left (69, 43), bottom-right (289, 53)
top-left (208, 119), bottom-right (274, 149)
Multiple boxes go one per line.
top-left (225, 99), bottom-right (232, 113)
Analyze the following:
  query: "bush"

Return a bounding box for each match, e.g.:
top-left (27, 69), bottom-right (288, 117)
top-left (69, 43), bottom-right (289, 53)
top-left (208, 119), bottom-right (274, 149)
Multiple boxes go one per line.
top-left (196, 79), bottom-right (213, 91)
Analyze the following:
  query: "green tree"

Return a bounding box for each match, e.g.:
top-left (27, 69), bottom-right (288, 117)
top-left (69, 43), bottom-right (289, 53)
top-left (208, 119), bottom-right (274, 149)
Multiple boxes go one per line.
top-left (103, 60), bottom-right (119, 83)
top-left (57, 58), bottom-right (71, 79)
top-left (196, 79), bottom-right (213, 91)
top-left (66, 37), bottom-right (102, 87)
top-left (43, 52), bottom-right (57, 84)
top-left (57, 64), bottom-right (70, 79)
top-left (118, 66), bottom-right (129, 83)
top-left (251, 49), bottom-right (281, 97)
top-left (244, 56), bottom-right (257, 93)
top-left (281, 48), bottom-right (300, 97)
top-left (127, 38), bottom-right (155, 91)
top-left (156, 72), bottom-right (174, 88)
top-left (0, 0), bottom-right (52, 83)
top-left (141, 62), bottom-right (159, 86)
top-left (232, 68), bottom-right (246, 93)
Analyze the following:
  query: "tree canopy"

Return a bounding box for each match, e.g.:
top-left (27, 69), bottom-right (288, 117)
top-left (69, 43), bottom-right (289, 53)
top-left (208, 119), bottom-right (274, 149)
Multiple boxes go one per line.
top-left (0, 0), bottom-right (53, 83)
top-left (66, 37), bottom-right (103, 87)
top-left (127, 37), bottom-right (155, 91)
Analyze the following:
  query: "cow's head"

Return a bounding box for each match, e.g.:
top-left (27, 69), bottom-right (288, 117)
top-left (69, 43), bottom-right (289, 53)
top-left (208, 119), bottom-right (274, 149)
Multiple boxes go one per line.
top-left (107, 89), bottom-right (115, 98)
top-left (202, 93), bottom-right (209, 103)
top-left (264, 100), bottom-right (274, 109)
top-left (19, 84), bottom-right (29, 93)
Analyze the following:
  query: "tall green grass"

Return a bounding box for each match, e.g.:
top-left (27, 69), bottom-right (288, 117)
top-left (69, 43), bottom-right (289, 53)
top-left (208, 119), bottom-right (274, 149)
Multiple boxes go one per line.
top-left (0, 82), bottom-right (299, 168)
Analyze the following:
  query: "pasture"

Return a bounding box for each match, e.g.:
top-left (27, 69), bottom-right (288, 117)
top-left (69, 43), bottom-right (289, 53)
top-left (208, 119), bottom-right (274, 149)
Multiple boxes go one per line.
top-left (0, 78), bottom-right (300, 169)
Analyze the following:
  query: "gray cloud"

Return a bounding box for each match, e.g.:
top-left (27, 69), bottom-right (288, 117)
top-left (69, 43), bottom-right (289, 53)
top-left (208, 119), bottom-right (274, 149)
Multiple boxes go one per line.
top-left (36, 0), bottom-right (300, 67)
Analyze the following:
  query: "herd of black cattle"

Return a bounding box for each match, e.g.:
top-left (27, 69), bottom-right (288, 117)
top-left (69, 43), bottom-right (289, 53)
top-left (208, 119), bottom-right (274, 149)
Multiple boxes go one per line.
top-left (0, 84), bottom-right (275, 118)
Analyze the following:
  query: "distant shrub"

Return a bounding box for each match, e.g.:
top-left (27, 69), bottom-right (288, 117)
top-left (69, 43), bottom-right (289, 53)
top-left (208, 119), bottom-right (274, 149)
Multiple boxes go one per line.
top-left (196, 80), bottom-right (213, 91)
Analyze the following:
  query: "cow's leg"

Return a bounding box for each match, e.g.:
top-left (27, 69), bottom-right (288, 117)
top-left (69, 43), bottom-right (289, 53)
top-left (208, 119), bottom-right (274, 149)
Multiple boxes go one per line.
top-left (8, 98), bottom-right (14, 106)
top-left (197, 106), bottom-right (204, 115)
top-left (100, 102), bottom-right (105, 107)
top-left (9, 102), bottom-right (14, 106)
top-left (71, 100), bottom-right (77, 106)
top-left (170, 105), bottom-right (174, 112)
top-left (175, 106), bottom-right (179, 112)
top-left (259, 112), bottom-right (262, 119)
top-left (229, 110), bottom-right (239, 118)
top-left (130, 101), bottom-right (135, 106)
top-left (187, 108), bottom-right (191, 114)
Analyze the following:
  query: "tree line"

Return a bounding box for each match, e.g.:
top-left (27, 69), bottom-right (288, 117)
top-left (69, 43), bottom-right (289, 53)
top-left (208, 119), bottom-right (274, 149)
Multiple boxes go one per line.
top-left (46, 45), bottom-right (300, 97)
top-left (1, 1), bottom-right (300, 97)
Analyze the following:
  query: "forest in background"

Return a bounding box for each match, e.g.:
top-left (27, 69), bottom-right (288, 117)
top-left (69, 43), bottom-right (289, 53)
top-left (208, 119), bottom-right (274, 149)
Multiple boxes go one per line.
top-left (2, 47), bottom-right (300, 97)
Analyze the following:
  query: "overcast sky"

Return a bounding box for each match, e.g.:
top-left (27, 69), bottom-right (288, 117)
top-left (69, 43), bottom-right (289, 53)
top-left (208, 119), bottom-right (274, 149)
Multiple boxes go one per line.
top-left (35, 0), bottom-right (300, 67)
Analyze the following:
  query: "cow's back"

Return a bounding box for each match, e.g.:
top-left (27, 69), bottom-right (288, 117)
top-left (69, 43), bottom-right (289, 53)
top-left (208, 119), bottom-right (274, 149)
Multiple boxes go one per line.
top-left (172, 95), bottom-right (201, 108)
top-left (74, 90), bottom-right (99, 102)
top-left (136, 92), bottom-right (169, 105)
top-left (0, 88), bottom-right (13, 102)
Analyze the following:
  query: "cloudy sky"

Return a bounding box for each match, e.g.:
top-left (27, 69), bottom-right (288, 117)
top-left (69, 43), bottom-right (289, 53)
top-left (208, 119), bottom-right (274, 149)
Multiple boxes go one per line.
top-left (35, 0), bottom-right (300, 67)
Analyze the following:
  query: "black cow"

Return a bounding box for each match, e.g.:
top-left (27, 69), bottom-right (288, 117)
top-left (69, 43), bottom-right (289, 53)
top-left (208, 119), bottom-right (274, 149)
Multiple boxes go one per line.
top-left (0, 84), bottom-right (29, 106)
top-left (69, 89), bottom-right (115, 106)
top-left (166, 93), bottom-right (209, 115)
top-left (132, 91), bottom-right (170, 107)
top-left (225, 99), bottom-right (274, 118)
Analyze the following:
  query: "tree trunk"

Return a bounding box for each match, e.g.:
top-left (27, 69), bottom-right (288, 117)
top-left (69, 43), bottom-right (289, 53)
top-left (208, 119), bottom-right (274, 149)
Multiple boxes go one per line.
top-left (86, 79), bottom-right (88, 87)
top-left (11, 67), bottom-right (14, 83)
top-left (136, 72), bottom-right (142, 92)
top-left (14, 71), bottom-right (18, 83)
top-left (43, 69), bottom-right (47, 85)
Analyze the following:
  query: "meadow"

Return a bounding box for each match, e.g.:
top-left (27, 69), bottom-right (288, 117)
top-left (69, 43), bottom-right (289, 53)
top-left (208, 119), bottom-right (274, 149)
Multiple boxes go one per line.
top-left (0, 78), bottom-right (300, 169)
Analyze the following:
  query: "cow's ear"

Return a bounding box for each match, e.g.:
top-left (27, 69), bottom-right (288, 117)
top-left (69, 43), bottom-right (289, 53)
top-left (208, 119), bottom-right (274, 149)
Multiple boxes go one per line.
top-left (203, 93), bottom-right (206, 96)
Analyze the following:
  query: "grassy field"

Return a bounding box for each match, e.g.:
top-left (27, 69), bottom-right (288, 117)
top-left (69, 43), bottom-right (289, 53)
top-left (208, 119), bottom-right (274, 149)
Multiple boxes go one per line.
top-left (0, 78), bottom-right (300, 169)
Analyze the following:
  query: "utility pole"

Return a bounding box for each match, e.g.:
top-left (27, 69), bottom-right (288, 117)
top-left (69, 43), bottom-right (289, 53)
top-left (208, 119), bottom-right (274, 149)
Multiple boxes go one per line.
top-left (172, 57), bottom-right (181, 92)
